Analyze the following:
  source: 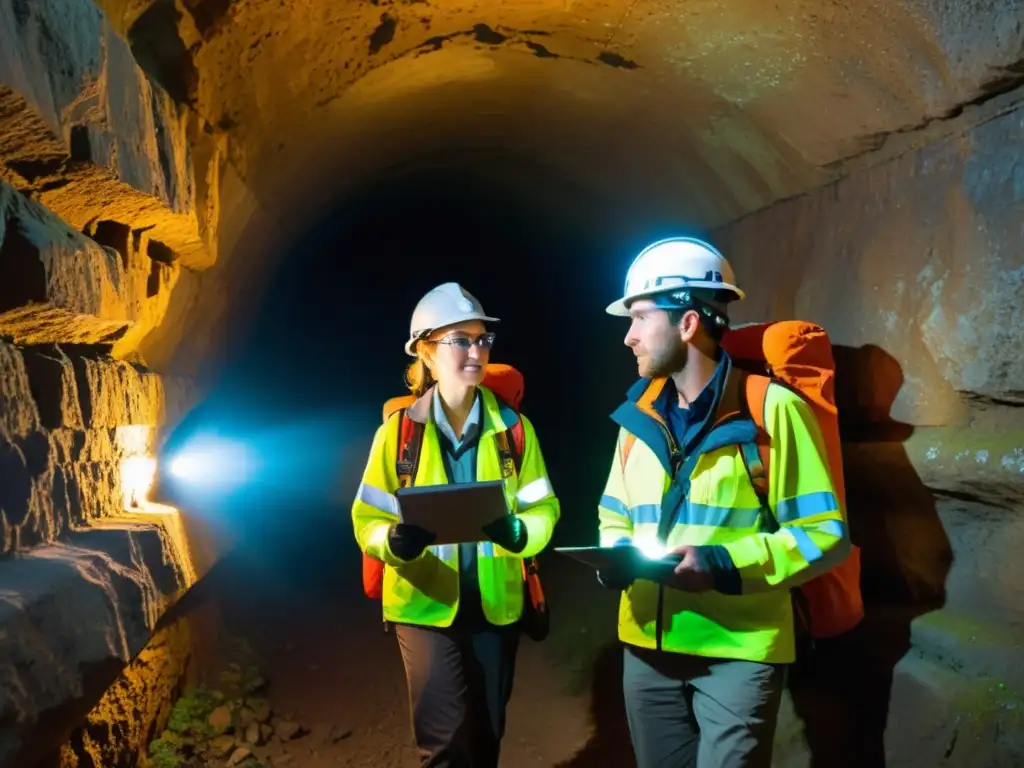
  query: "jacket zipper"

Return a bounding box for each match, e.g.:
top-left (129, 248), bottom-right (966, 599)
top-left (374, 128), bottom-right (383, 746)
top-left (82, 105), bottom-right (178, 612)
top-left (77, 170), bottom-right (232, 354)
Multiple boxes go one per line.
top-left (648, 412), bottom-right (679, 653)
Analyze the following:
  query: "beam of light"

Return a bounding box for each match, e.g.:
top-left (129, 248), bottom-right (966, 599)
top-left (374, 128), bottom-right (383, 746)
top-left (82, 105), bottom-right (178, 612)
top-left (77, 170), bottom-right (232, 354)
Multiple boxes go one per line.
top-left (150, 408), bottom-right (377, 521)
top-left (164, 435), bottom-right (259, 490)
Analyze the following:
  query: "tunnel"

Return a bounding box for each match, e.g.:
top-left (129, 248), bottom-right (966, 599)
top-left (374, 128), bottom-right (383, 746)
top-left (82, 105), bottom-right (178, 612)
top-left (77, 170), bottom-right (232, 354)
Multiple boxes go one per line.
top-left (2, 0), bottom-right (1024, 766)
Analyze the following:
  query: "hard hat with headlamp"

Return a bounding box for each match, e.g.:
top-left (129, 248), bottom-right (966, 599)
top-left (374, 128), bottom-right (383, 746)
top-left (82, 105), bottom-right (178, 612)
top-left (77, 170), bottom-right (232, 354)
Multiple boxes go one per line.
top-left (606, 237), bottom-right (744, 336)
top-left (405, 282), bottom-right (500, 356)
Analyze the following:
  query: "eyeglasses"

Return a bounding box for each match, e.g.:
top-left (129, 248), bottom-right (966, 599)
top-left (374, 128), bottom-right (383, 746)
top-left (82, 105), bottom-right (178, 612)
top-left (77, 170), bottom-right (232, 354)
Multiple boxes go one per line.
top-left (427, 332), bottom-right (497, 351)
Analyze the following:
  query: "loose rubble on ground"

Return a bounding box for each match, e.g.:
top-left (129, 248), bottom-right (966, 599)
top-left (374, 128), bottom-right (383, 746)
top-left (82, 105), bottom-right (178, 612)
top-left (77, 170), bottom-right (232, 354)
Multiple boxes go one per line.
top-left (144, 638), bottom-right (353, 768)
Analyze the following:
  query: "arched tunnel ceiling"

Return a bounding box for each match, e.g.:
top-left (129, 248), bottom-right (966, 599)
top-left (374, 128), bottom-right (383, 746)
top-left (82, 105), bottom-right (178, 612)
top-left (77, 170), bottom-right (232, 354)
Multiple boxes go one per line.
top-left (101, 0), bottom-right (1024, 230)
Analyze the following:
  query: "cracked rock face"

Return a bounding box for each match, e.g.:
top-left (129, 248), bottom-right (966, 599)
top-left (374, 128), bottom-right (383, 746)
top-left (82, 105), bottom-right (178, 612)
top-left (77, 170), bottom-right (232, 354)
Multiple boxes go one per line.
top-left (0, 0), bottom-right (219, 270)
top-left (718, 104), bottom-right (1024, 427)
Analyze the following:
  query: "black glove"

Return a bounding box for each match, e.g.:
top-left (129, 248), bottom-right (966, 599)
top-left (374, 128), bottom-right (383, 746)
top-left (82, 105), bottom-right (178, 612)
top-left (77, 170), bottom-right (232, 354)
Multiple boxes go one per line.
top-left (482, 515), bottom-right (527, 554)
top-left (597, 537), bottom-right (635, 591)
top-left (388, 523), bottom-right (436, 561)
top-left (597, 567), bottom-right (635, 591)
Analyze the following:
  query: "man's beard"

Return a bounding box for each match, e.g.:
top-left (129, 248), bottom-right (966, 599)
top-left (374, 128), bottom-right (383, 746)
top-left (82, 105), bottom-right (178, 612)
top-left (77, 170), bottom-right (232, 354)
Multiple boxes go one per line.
top-left (643, 336), bottom-right (688, 378)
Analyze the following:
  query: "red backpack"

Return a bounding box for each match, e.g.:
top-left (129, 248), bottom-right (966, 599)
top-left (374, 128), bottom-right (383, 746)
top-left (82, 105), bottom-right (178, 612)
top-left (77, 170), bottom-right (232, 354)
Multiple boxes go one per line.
top-left (620, 321), bottom-right (863, 640)
top-left (360, 364), bottom-right (548, 640)
top-left (721, 320), bottom-right (863, 639)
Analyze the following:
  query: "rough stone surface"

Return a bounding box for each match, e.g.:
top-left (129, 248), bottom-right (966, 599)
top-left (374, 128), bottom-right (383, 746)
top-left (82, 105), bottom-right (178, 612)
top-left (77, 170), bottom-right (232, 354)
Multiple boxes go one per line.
top-left (0, 341), bottom-right (182, 554)
top-left (95, 0), bottom-right (1024, 230)
top-left (0, 519), bottom-right (197, 768)
top-left (0, 0), bottom-right (217, 269)
top-left (713, 98), bottom-right (1024, 768)
top-left (0, 178), bottom-right (192, 353)
top-left (3, 2), bottom-right (1024, 767)
top-left (717, 104), bottom-right (1024, 426)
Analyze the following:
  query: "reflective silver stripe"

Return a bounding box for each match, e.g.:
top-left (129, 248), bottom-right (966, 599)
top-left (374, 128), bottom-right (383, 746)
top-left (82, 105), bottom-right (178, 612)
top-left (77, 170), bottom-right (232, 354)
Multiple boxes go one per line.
top-left (517, 477), bottom-right (552, 506)
top-left (630, 504), bottom-right (660, 524)
top-left (787, 527), bottom-right (824, 562)
top-left (681, 502), bottom-right (760, 528)
top-left (356, 482), bottom-right (400, 517)
top-left (810, 519), bottom-right (846, 538)
top-left (429, 543), bottom-right (457, 561)
top-left (599, 494), bottom-right (630, 518)
top-left (776, 492), bottom-right (839, 523)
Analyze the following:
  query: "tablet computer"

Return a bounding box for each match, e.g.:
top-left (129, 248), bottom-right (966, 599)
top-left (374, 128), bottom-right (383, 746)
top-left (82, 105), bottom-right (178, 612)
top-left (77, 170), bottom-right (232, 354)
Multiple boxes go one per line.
top-left (396, 479), bottom-right (508, 545)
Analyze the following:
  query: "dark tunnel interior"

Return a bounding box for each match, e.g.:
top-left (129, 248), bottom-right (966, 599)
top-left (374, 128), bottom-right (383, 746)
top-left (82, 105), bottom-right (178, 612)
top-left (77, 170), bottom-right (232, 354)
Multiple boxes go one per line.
top-left (158, 159), bottom-right (690, 577)
top-left (6, 1), bottom-right (1024, 765)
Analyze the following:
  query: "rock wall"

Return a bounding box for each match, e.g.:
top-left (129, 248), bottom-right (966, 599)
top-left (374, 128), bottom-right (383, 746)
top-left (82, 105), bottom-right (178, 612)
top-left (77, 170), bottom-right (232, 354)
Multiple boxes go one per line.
top-left (716, 102), bottom-right (1024, 766)
top-left (0, 0), bottom-right (230, 765)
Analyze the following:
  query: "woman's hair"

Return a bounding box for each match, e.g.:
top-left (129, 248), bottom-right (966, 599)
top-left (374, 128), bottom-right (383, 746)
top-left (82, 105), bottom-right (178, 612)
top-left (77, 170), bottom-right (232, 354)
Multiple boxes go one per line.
top-left (405, 342), bottom-right (436, 396)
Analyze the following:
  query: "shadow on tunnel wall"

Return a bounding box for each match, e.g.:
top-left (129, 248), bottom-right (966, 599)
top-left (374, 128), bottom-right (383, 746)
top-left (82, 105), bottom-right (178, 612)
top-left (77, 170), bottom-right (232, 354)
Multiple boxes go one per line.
top-left (785, 343), bottom-right (953, 768)
top-left (549, 343), bottom-right (954, 768)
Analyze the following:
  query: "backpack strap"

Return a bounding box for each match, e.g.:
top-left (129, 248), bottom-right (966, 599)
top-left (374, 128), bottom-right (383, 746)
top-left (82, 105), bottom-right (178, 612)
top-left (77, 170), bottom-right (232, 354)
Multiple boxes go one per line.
top-left (395, 409), bottom-right (425, 489)
top-left (495, 421), bottom-right (543, 590)
top-left (495, 420), bottom-right (525, 477)
top-left (737, 375), bottom-right (816, 642)
top-left (738, 375), bottom-right (772, 522)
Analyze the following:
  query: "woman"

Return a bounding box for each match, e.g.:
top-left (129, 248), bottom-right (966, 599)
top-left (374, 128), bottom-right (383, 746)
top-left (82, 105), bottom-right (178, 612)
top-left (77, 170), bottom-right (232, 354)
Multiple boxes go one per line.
top-left (351, 282), bottom-right (561, 768)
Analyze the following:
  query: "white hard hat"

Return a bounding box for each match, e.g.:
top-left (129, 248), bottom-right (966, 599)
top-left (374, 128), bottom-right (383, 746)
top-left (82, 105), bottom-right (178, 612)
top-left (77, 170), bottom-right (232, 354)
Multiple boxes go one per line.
top-left (606, 237), bottom-right (744, 316)
top-left (405, 282), bottom-right (499, 356)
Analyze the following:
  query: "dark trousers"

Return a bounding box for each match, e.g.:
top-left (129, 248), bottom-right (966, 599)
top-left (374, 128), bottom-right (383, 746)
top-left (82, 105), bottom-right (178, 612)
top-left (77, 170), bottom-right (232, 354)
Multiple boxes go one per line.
top-left (622, 645), bottom-right (785, 768)
top-left (395, 622), bottom-right (520, 768)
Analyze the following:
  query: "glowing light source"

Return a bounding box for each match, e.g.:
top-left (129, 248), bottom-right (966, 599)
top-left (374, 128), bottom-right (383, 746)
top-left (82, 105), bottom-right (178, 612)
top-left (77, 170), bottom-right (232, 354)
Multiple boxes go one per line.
top-left (636, 539), bottom-right (668, 560)
top-left (121, 455), bottom-right (157, 510)
top-left (163, 436), bottom-right (257, 490)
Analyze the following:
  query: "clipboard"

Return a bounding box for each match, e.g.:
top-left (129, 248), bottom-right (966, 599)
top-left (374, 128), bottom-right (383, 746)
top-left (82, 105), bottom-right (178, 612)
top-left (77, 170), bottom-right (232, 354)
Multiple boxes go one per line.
top-left (554, 545), bottom-right (684, 585)
top-left (396, 479), bottom-right (509, 545)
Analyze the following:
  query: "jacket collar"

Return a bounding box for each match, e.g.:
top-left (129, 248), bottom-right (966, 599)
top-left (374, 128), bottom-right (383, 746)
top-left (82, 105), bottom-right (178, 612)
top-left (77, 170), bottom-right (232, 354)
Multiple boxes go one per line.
top-left (623, 351), bottom-right (731, 427)
top-left (406, 385), bottom-right (519, 436)
top-left (611, 351), bottom-right (750, 474)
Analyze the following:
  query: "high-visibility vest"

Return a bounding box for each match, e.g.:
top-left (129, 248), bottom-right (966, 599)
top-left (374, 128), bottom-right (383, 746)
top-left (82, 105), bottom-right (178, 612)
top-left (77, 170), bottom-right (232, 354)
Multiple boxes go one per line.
top-left (599, 351), bottom-right (851, 663)
top-left (352, 384), bottom-right (560, 628)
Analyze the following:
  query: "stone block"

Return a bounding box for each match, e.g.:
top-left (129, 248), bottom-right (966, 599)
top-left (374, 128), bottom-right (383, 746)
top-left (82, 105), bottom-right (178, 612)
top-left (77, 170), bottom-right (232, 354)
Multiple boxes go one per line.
top-left (20, 346), bottom-right (85, 431)
top-left (0, 516), bottom-right (199, 768)
top-left (0, 180), bottom-right (132, 345)
top-left (0, 341), bottom-right (40, 439)
top-left (73, 354), bottom-right (163, 429)
top-left (2, 340), bottom-right (169, 553)
top-left (0, 0), bottom-right (216, 269)
top-left (0, 175), bottom-right (196, 358)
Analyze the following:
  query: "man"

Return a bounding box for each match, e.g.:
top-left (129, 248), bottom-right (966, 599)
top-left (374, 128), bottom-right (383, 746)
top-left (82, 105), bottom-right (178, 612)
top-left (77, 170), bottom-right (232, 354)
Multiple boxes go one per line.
top-left (596, 236), bottom-right (851, 767)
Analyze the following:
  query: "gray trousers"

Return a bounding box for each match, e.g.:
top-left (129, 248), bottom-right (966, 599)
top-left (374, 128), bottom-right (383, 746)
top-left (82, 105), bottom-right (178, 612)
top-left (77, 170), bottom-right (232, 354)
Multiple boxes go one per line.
top-left (395, 622), bottom-right (519, 768)
top-left (622, 644), bottom-right (785, 768)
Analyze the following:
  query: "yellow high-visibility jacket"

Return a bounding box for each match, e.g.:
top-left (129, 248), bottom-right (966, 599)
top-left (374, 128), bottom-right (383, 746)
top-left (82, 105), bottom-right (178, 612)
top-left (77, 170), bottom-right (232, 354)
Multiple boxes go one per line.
top-left (352, 385), bottom-right (560, 628)
top-left (598, 362), bottom-right (850, 664)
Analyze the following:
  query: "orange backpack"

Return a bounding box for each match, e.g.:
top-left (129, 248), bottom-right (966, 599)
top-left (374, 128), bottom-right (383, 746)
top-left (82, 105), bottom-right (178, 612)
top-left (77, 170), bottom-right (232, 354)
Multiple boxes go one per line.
top-left (361, 364), bottom-right (548, 640)
top-left (720, 320), bottom-right (864, 639)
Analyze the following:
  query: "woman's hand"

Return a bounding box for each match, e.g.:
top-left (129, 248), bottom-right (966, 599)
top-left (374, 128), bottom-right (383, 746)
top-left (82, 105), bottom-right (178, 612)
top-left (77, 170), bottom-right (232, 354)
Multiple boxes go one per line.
top-left (388, 523), bottom-right (437, 561)
top-left (482, 515), bottom-right (527, 554)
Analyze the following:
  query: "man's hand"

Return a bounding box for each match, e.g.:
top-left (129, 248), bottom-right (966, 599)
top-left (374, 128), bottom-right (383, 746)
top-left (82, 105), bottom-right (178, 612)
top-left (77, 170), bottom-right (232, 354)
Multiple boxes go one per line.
top-left (596, 536), bottom-right (635, 591)
top-left (668, 544), bottom-right (715, 593)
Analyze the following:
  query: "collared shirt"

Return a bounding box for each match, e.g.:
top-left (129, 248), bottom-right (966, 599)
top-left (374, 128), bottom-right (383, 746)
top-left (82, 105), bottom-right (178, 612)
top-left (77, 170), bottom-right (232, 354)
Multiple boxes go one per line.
top-left (432, 387), bottom-right (482, 455)
top-left (431, 387), bottom-right (487, 626)
top-left (664, 353), bottom-right (728, 457)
